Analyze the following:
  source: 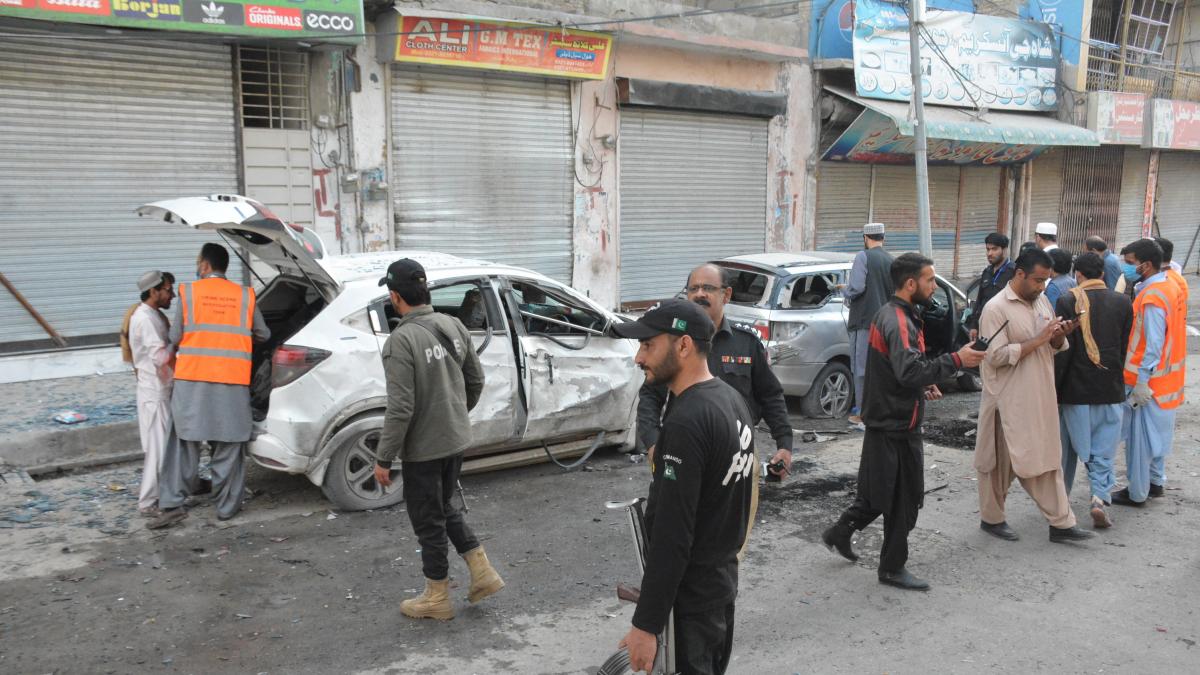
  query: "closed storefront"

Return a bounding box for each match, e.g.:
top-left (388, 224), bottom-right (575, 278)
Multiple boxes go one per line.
top-left (814, 162), bottom-right (872, 251)
top-left (618, 109), bottom-right (769, 302)
top-left (1118, 149), bottom-right (1152, 246)
top-left (0, 33), bottom-right (238, 349)
top-left (1057, 145), bottom-right (1125, 251)
top-left (1154, 152), bottom-right (1200, 264)
top-left (814, 160), bottom-right (1002, 279)
top-left (1027, 150), bottom-right (1065, 235)
top-left (390, 67), bottom-right (574, 283)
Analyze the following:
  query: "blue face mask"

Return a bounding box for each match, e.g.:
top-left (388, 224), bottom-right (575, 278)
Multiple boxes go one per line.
top-left (1121, 262), bottom-right (1141, 283)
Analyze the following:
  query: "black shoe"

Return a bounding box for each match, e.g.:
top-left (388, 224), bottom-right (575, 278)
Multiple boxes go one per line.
top-left (1111, 488), bottom-right (1146, 507)
top-left (1049, 525), bottom-right (1095, 543)
top-left (878, 568), bottom-right (930, 591)
top-left (1149, 483), bottom-right (1165, 498)
top-left (980, 520), bottom-right (1020, 541)
top-left (821, 523), bottom-right (859, 562)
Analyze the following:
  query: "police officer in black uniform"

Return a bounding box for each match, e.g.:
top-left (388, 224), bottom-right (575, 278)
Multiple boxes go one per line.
top-left (637, 263), bottom-right (794, 478)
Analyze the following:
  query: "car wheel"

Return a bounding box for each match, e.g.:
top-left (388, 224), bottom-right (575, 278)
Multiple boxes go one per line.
top-left (957, 371), bottom-right (983, 392)
top-left (320, 416), bottom-right (404, 511)
top-left (801, 361), bottom-right (853, 418)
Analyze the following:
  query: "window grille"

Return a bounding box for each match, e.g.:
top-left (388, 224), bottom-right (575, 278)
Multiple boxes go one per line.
top-left (238, 47), bottom-right (309, 130)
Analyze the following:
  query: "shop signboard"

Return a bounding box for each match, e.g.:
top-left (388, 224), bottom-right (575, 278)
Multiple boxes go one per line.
top-left (383, 15), bottom-right (612, 80)
top-left (1145, 99), bottom-right (1200, 151)
top-left (853, 0), bottom-right (1060, 112)
top-left (0, 0), bottom-right (363, 43)
top-left (1086, 91), bottom-right (1147, 145)
top-left (823, 109), bottom-right (1047, 165)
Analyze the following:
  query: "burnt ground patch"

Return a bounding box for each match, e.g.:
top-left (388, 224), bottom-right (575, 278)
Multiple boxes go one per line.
top-left (758, 465), bottom-right (858, 544)
top-left (922, 418), bottom-right (979, 451)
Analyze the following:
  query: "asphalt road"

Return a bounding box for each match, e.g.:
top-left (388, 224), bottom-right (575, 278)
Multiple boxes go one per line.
top-left (1, 365), bottom-right (1198, 674)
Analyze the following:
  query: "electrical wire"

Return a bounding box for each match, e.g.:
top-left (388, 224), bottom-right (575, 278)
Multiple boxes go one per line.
top-left (0, 0), bottom-right (804, 43)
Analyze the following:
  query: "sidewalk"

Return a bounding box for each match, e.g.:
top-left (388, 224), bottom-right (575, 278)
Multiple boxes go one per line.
top-left (0, 371), bottom-right (139, 472)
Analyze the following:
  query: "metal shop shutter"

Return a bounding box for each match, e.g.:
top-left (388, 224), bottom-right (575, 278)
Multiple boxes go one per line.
top-left (1155, 151), bottom-right (1200, 266)
top-left (391, 68), bottom-right (573, 282)
top-left (619, 109), bottom-right (769, 302)
top-left (1118, 149), bottom-right (1151, 247)
top-left (1028, 150), bottom-right (1064, 237)
top-left (871, 165), bottom-right (961, 274)
top-left (956, 166), bottom-right (1003, 279)
top-left (814, 162), bottom-right (872, 252)
top-left (0, 35), bottom-right (238, 348)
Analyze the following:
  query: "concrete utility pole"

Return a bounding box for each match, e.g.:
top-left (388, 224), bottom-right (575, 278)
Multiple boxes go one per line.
top-left (909, 0), bottom-right (933, 257)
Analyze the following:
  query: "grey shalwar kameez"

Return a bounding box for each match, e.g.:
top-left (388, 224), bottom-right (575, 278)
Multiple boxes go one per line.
top-left (158, 273), bottom-right (270, 519)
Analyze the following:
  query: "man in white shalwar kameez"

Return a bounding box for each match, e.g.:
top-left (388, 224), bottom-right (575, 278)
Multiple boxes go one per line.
top-left (129, 270), bottom-right (175, 516)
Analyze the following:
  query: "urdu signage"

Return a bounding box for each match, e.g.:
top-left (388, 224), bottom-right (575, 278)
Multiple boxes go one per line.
top-left (853, 0), bottom-right (1060, 112)
top-left (0, 0), bottom-right (363, 43)
top-left (1086, 92), bottom-right (1200, 151)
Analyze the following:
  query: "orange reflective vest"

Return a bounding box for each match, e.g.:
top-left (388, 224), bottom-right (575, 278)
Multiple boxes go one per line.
top-left (175, 277), bottom-right (256, 386)
top-left (1125, 278), bottom-right (1186, 409)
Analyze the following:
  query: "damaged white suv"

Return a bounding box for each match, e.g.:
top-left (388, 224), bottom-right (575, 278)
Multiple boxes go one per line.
top-left (138, 195), bottom-right (641, 511)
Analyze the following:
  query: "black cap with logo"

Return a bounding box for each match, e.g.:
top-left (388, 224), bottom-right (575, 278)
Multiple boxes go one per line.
top-left (378, 258), bottom-right (427, 291)
top-left (609, 299), bottom-right (715, 342)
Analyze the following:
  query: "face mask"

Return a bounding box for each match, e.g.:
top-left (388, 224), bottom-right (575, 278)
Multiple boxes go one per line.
top-left (1121, 262), bottom-right (1141, 283)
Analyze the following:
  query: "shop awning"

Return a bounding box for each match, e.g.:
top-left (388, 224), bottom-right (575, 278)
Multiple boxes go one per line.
top-left (822, 86), bottom-right (1099, 165)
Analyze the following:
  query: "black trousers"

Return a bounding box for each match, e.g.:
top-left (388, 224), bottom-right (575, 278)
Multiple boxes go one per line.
top-left (673, 601), bottom-right (736, 675)
top-left (402, 453), bottom-right (479, 581)
top-left (839, 430), bottom-right (923, 574)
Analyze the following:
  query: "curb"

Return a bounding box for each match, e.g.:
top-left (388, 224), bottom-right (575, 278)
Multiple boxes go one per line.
top-left (0, 421), bottom-right (141, 472)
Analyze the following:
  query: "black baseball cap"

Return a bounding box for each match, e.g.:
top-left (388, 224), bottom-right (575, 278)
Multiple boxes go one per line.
top-left (610, 299), bottom-right (715, 342)
top-left (378, 258), bottom-right (427, 291)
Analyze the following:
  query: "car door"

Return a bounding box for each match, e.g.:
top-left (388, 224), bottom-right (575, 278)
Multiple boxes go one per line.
top-left (499, 276), bottom-right (638, 445)
top-left (367, 277), bottom-right (521, 450)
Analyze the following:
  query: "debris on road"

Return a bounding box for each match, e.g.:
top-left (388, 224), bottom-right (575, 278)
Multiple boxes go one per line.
top-left (52, 411), bottom-right (89, 425)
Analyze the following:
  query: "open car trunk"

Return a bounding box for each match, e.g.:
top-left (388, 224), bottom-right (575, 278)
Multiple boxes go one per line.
top-left (250, 275), bottom-right (328, 418)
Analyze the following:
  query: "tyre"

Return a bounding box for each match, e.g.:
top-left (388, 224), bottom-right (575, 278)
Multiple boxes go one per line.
top-left (596, 649), bottom-right (634, 675)
top-left (801, 361), bottom-right (853, 418)
top-left (956, 371), bottom-right (983, 392)
top-left (320, 416), bottom-right (404, 511)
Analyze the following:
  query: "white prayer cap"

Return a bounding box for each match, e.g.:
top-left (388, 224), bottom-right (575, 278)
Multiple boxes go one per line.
top-left (1035, 222), bottom-right (1058, 236)
top-left (863, 223), bottom-right (886, 236)
top-left (137, 270), bottom-right (164, 293)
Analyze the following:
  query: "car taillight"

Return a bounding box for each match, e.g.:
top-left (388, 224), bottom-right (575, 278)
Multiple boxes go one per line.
top-left (750, 319), bottom-right (770, 342)
top-left (272, 345), bottom-right (331, 389)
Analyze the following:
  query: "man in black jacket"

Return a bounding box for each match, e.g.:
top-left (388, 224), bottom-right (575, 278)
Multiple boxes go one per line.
top-left (612, 300), bottom-right (755, 675)
top-left (967, 232), bottom-right (1015, 341)
top-left (1055, 252), bottom-right (1133, 529)
top-left (821, 254), bottom-right (986, 591)
top-left (637, 263), bottom-right (793, 479)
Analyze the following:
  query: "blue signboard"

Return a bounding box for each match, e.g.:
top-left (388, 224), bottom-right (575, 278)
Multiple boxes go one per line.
top-left (811, 0), bottom-right (974, 60)
top-left (823, 109), bottom-right (1050, 165)
top-left (854, 0), bottom-right (1060, 111)
top-left (1020, 0), bottom-right (1085, 67)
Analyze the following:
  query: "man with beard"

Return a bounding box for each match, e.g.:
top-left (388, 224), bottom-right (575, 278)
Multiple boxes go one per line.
top-left (637, 263), bottom-right (793, 480)
top-left (129, 270), bottom-right (176, 517)
top-left (975, 249), bottom-right (1094, 543)
top-left (967, 232), bottom-right (1015, 342)
top-left (613, 300), bottom-right (755, 674)
top-left (821, 253), bottom-right (986, 590)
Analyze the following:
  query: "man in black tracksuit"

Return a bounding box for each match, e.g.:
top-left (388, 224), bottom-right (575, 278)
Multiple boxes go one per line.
top-left (638, 263), bottom-right (794, 479)
top-left (613, 300), bottom-right (754, 675)
top-left (821, 253), bottom-right (986, 591)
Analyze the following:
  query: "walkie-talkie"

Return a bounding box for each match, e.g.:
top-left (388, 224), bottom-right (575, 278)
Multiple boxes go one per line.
top-left (972, 319), bottom-right (1009, 351)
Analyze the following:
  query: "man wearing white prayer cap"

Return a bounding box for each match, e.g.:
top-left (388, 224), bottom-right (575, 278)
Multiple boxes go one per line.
top-left (1035, 223), bottom-right (1059, 251)
top-left (843, 223), bottom-right (894, 430)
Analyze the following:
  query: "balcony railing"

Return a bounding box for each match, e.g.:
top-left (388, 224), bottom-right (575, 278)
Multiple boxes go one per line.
top-left (1087, 48), bottom-right (1200, 102)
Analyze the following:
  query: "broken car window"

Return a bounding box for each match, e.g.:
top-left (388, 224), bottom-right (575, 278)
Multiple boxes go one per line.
top-left (508, 280), bottom-right (605, 336)
top-left (780, 273), bottom-right (840, 309)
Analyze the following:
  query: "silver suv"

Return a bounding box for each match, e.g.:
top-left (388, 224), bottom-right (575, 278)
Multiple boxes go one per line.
top-left (713, 252), bottom-right (976, 419)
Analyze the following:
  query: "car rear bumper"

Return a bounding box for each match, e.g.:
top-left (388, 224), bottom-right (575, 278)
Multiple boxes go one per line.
top-left (248, 433), bottom-right (310, 475)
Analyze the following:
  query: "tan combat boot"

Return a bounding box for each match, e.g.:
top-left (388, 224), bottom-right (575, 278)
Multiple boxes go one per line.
top-left (463, 547), bottom-right (505, 603)
top-left (400, 578), bottom-right (454, 620)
